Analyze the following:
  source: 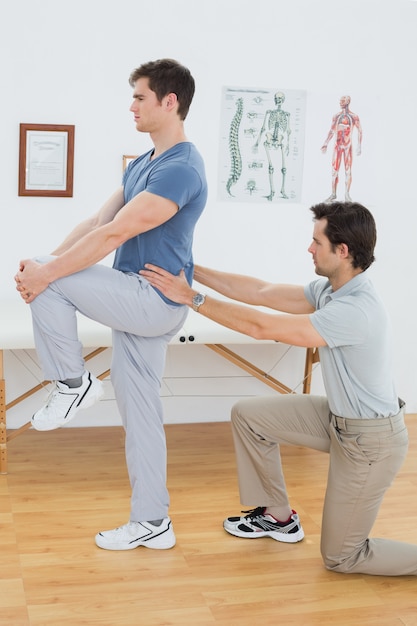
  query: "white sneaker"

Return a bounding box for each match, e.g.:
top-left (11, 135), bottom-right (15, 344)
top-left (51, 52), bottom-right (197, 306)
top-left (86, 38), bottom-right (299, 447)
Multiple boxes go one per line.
top-left (31, 371), bottom-right (104, 431)
top-left (95, 518), bottom-right (176, 551)
top-left (224, 507), bottom-right (304, 543)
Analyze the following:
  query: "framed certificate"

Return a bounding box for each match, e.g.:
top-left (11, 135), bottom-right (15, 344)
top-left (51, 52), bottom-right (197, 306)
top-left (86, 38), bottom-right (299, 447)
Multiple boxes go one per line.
top-left (19, 123), bottom-right (75, 197)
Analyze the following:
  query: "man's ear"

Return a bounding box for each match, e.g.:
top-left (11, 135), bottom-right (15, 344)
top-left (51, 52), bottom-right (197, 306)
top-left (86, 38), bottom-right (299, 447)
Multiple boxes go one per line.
top-left (339, 243), bottom-right (350, 258)
top-left (165, 92), bottom-right (178, 111)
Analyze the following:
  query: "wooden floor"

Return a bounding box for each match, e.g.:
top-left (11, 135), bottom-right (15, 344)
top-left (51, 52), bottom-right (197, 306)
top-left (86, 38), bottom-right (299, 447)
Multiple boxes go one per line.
top-left (1, 417), bottom-right (417, 626)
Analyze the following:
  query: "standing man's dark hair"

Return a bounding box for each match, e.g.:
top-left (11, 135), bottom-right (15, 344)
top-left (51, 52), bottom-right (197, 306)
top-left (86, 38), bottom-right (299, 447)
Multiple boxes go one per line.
top-left (129, 58), bottom-right (195, 120)
top-left (310, 201), bottom-right (376, 271)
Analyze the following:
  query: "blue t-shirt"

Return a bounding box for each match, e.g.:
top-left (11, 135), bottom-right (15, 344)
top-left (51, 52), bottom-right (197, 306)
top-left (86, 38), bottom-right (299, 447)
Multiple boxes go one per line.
top-left (113, 142), bottom-right (207, 305)
top-left (305, 272), bottom-right (399, 418)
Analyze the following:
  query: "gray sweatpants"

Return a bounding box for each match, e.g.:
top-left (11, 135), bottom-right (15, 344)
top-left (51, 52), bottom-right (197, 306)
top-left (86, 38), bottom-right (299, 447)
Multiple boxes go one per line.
top-left (231, 393), bottom-right (417, 576)
top-left (30, 260), bottom-right (188, 522)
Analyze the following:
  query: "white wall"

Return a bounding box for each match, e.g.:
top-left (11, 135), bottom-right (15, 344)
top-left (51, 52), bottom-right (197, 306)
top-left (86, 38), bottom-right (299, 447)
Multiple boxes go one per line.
top-left (2, 0), bottom-right (417, 427)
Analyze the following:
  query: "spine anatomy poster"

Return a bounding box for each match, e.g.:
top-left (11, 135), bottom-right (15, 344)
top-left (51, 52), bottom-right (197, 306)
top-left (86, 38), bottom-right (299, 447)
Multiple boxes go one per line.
top-left (218, 86), bottom-right (307, 204)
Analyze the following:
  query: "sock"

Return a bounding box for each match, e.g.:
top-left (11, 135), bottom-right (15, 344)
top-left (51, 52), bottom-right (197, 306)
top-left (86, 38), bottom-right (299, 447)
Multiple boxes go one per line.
top-left (60, 376), bottom-right (83, 388)
top-left (148, 519), bottom-right (163, 526)
top-left (265, 509), bottom-right (292, 524)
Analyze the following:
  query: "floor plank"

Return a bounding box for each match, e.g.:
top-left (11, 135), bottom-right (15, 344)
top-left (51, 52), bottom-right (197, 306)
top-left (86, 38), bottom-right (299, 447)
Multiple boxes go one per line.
top-left (1, 417), bottom-right (417, 625)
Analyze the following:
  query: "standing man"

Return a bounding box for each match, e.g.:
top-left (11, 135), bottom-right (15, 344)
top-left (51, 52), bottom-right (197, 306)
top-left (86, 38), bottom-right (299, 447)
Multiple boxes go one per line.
top-left (140, 201), bottom-right (417, 576)
top-left (321, 95), bottom-right (362, 203)
top-left (15, 59), bottom-right (207, 551)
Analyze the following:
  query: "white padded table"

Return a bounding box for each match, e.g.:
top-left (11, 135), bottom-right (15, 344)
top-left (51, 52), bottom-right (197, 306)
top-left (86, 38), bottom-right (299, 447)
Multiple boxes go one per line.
top-left (0, 299), bottom-right (318, 473)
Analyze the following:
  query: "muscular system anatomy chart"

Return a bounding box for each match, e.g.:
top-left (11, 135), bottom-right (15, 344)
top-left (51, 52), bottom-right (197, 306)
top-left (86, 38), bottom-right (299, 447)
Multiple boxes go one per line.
top-left (218, 86), bottom-right (306, 204)
top-left (320, 95), bottom-right (363, 203)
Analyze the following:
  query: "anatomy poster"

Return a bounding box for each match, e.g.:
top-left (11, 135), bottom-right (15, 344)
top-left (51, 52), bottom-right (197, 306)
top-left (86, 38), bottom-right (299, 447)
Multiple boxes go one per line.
top-left (218, 86), bottom-right (307, 204)
top-left (317, 95), bottom-right (364, 203)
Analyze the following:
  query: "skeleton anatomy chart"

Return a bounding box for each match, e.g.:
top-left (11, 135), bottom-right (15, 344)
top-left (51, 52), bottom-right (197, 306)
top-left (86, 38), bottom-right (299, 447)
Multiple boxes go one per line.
top-left (218, 86), bottom-right (306, 203)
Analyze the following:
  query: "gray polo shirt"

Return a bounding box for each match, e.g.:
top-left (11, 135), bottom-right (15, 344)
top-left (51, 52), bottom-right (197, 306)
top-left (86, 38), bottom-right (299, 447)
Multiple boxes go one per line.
top-left (305, 272), bottom-right (399, 418)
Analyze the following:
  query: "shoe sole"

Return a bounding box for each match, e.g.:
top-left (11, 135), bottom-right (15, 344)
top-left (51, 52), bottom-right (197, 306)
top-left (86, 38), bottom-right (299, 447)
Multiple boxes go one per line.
top-left (95, 533), bottom-right (176, 551)
top-left (224, 525), bottom-right (305, 543)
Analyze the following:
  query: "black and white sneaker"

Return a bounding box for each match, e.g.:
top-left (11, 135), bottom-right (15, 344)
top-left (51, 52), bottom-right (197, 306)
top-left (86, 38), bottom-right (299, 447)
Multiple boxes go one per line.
top-left (95, 518), bottom-right (176, 551)
top-left (224, 507), bottom-right (304, 543)
top-left (31, 370), bottom-right (104, 431)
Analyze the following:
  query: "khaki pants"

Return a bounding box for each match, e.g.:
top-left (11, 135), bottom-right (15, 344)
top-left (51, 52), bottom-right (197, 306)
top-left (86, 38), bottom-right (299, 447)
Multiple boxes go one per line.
top-left (231, 394), bottom-right (417, 575)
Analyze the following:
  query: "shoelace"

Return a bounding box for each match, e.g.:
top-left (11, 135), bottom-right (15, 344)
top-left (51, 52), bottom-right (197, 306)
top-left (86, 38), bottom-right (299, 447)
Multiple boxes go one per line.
top-left (45, 384), bottom-right (62, 407)
top-left (45, 382), bottom-right (77, 408)
top-left (240, 506), bottom-right (266, 520)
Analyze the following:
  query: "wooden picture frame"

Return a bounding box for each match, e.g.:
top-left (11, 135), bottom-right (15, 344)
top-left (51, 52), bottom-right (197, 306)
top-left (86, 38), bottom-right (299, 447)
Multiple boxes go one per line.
top-left (19, 123), bottom-right (75, 197)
